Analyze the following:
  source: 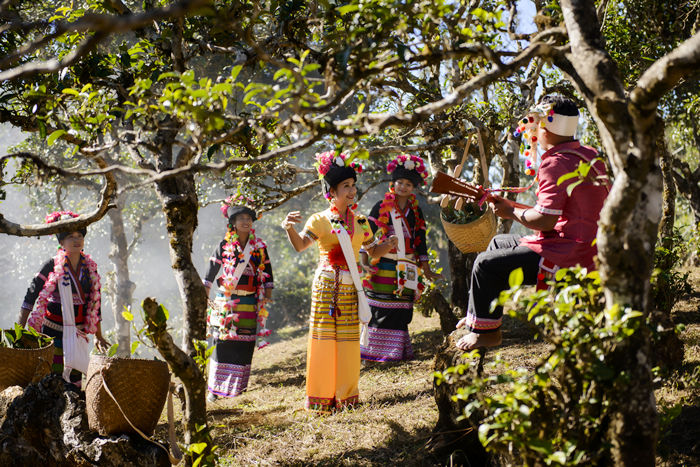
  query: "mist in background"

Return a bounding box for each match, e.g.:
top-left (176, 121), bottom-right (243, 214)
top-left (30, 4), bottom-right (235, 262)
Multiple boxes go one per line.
top-left (1, 122), bottom-right (449, 351)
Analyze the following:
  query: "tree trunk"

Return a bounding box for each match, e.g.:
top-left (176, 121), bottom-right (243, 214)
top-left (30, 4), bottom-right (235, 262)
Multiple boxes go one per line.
top-left (589, 111), bottom-right (661, 467)
top-left (658, 129), bottom-right (676, 246)
top-left (447, 242), bottom-right (470, 317)
top-left (107, 205), bottom-right (134, 358)
top-left (153, 171), bottom-right (208, 448)
top-left (557, 2), bottom-right (668, 463)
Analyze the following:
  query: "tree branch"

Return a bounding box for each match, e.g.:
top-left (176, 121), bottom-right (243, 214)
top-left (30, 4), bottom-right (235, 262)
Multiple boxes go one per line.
top-left (631, 31), bottom-right (700, 111)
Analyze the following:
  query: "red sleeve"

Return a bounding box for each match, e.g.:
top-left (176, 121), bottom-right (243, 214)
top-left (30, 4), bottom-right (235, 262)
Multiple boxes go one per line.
top-left (533, 156), bottom-right (570, 216)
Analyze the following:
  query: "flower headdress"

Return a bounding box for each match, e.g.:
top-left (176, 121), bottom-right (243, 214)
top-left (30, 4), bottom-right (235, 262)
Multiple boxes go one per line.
top-left (45, 211), bottom-right (87, 241)
top-left (27, 211), bottom-right (101, 334)
top-left (45, 211), bottom-right (79, 223)
top-left (220, 193), bottom-right (260, 221)
top-left (314, 151), bottom-right (364, 200)
top-left (386, 154), bottom-right (429, 186)
top-left (513, 101), bottom-right (579, 177)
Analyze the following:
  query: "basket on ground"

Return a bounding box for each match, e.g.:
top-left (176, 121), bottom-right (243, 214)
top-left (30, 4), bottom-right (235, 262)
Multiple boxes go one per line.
top-left (0, 331), bottom-right (54, 391)
top-left (441, 207), bottom-right (497, 254)
top-left (85, 355), bottom-right (170, 436)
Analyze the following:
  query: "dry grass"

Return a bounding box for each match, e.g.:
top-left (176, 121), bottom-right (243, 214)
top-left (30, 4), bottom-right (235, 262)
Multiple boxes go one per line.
top-left (154, 267), bottom-right (699, 466)
top-left (205, 313), bottom-right (445, 466)
top-left (656, 267), bottom-right (700, 466)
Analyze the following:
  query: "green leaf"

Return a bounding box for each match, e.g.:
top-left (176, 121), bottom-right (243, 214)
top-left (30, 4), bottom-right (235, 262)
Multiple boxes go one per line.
top-left (566, 179), bottom-right (583, 196)
top-left (38, 121), bottom-right (47, 139)
top-left (108, 343), bottom-right (119, 357)
top-left (547, 451), bottom-right (567, 464)
top-left (230, 65), bottom-right (243, 81)
top-left (336, 4), bottom-right (359, 15)
top-left (122, 311), bottom-right (134, 321)
top-left (130, 341), bottom-right (140, 355)
top-left (47, 129), bottom-right (66, 146)
top-left (508, 267), bottom-right (524, 287)
top-left (189, 442), bottom-right (208, 455)
top-left (556, 171), bottom-right (578, 186)
top-left (156, 304), bottom-right (169, 324)
top-left (61, 88), bottom-right (80, 96)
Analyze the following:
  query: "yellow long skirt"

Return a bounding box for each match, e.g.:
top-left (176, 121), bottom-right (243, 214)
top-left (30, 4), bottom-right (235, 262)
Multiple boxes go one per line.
top-left (305, 273), bottom-right (361, 413)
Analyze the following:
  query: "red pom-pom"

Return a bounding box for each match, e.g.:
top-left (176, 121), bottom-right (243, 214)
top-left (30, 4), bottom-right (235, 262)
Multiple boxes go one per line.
top-left (537, 273), bottom-right (545, 281)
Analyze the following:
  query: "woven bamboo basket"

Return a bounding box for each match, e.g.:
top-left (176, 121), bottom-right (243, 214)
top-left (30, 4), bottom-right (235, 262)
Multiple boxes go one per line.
top-left (0, 331), bottom-right (54, 391)
top-left (439, 130), bottom-right (497, 254)
top-left (441, 206), bottom-right (497, 254)
top-left (85, 355), bottom-right (170, 437)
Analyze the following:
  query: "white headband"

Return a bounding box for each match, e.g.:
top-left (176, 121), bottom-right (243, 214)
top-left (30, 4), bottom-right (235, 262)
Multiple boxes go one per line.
top-left (545, 114), bottom-right (578, 137)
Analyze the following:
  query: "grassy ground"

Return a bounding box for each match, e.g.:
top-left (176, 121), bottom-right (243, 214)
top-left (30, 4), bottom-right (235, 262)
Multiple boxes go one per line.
top-left (157, 268), bottom-right (699, 466)
top-left (656, 267), bottom-right (700, 466)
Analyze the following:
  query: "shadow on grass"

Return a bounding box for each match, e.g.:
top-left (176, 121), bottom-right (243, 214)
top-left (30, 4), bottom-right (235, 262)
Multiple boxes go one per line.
top-left (280, 419), bottom-right (439, 466)
top-left (658, 404), bottom-right (700, 463)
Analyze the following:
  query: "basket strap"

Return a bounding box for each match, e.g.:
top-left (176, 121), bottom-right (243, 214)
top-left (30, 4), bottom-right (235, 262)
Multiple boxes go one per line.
top-left (99, 369), bottom-right (183, 465)
top-left (452, 135), bottom-right (472, 179)
top-left (475, 129), bottom-right (489, 188)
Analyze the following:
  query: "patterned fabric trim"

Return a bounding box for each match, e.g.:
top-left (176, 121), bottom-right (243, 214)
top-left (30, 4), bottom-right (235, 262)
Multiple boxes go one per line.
top-left (418, 255), bottom-right (429, 262)
top-left (534, 204), bottom-right (563, 216)
top-left (209, 257), bottom-right (223, 265)
top-left (366, 297), bottom-right (413, 309)
top-left (263, 282), bottom-right (274, 288)
top-left (302, 229), bottom-right (318, 241)
top-left (203, 279), bottom-right (213, 288)
top-left (463, 312), bottom-right (501, 333)
top-left (21, 301), bottom-right (33, 311)
top-left (208, 361), bottom-right (251, 398)
top-left (305, 394), bottom-right (359, 413)
top-left (310, 276), bottom-right (360, 342)
top-left (36, 272), bottom-right (48, 281)
top-left (42, 319), bottom-right (85, 332)
top-left (361, 328), bottom-right (414, 362)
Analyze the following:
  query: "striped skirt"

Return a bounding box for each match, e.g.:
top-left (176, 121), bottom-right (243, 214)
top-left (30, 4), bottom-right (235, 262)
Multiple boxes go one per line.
top-left (305, 270), bottom-right (361, 413)
top-left (360, 258), bottom-right (415, 362)
top-left (207, 294), bottom-right (258, 398)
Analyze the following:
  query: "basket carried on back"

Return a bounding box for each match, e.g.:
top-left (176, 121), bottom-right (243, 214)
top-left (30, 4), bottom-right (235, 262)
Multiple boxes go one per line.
top-left (435, 130), bottom-right (497, 254)
top-left (0, 331), bottom-right (54, 391)
top-left (85, 355), bottom-right (170, 437)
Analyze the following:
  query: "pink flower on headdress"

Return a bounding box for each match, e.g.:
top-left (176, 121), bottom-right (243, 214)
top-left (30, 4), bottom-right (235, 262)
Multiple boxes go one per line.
top-left (220, 193), bottom-right (257, 218)
top-left (315, 151), bottom-right (348, 176)
top-left (44, 211), bottom-right (79, 224)
top-left (386, 154), bottom-right (429, 185)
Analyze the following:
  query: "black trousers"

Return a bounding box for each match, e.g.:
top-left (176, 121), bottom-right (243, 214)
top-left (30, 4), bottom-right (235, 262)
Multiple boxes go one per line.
top-left (465, 234), bottom-right (541, 333)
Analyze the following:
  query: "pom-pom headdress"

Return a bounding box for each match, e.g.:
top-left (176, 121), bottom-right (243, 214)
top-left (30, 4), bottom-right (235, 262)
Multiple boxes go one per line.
top-left (386, 154), bottom-right (428, 187)
top-left (314, 151), bottom-right (364, 200)
top-left (513, 102), bottom-right (579, 177)
top-left (45, 211), bottom-right (86, 242)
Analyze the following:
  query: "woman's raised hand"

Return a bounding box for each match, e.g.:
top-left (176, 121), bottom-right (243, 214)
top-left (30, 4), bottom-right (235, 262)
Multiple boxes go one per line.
top-left (281, 211), bottom-right (303, 231)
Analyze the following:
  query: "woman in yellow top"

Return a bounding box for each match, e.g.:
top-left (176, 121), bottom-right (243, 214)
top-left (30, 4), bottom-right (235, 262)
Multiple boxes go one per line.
top-left (282, 151), bottom-right (398, 413)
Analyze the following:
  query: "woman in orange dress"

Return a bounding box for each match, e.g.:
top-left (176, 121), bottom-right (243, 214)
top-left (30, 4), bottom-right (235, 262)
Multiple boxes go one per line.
top-left (282, 151), bottom-right (397, 413)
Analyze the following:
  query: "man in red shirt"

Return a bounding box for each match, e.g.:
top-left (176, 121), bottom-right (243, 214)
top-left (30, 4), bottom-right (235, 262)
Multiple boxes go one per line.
top-left (456, 95), bottom-right (610, 350)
